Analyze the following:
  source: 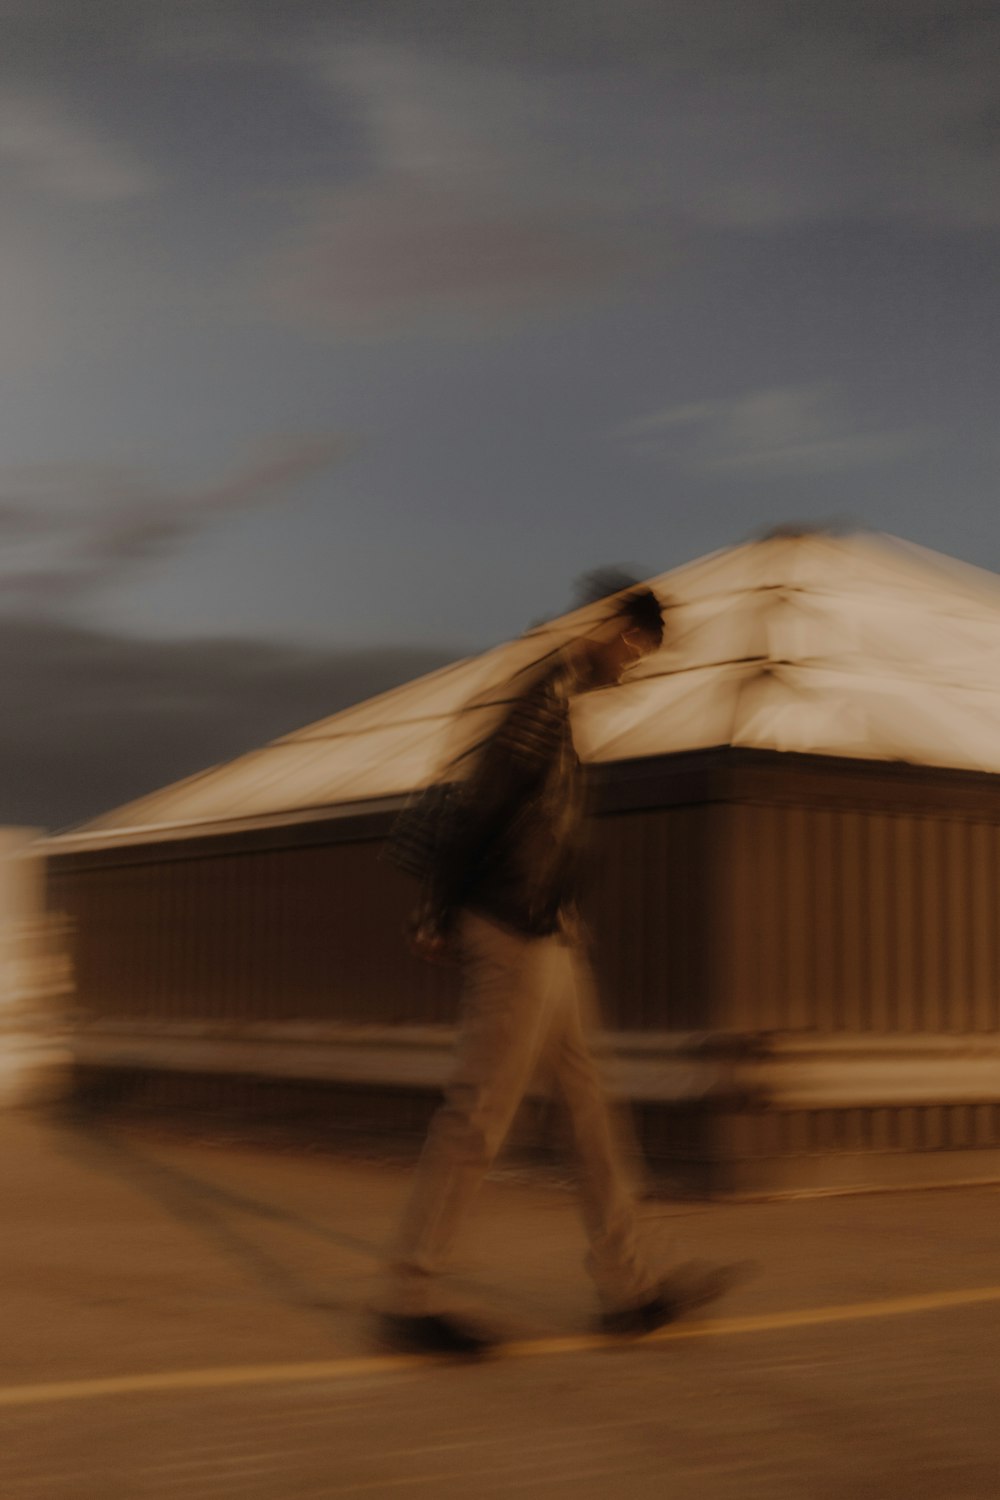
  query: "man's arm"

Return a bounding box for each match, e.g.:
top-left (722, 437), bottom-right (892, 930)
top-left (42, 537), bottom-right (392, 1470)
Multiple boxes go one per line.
top-left (424, 671), bottom-right (566, 934)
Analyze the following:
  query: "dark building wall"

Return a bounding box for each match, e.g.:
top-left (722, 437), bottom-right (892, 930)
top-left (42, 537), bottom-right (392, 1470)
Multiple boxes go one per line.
top-left (46, 750), bottom-right (1000, 1194)
top-left (47, 801), bottom-right (719, 1035)
top-left (47, 750), bottom-right (1000, 1038)
top-left (50, 835), bottom-right (460, 1028)
top-left (721, 796), bottom-right (1000, 1036)
top-left (579, 803), bottom-right (715, 1032)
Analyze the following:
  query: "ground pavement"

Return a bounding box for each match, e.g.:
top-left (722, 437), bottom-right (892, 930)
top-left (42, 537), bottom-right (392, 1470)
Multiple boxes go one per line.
top-left (2, 1110), bottom-right (999, 1498)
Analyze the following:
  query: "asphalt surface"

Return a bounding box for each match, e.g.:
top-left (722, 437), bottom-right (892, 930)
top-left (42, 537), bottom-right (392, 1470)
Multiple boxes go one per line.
top-left (2, 1112), bottom-right (999, 1498)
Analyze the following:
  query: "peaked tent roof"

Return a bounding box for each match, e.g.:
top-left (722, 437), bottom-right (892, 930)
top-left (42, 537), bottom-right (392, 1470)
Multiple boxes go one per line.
top-left (46, 530), bottom-right (1000, 849)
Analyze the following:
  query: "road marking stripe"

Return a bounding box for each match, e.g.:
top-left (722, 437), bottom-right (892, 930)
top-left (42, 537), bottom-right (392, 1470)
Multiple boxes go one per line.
top-left (2, 1284), bottom-right (999, 1408)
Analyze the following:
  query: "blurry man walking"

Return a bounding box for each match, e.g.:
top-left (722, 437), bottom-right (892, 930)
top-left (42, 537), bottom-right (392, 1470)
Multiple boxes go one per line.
top-left (379, 584), bottom-right (732, 1356)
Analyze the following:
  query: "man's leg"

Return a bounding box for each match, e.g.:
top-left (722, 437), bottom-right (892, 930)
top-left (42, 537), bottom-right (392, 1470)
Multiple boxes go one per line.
top-left (547, 942), bottom-right (745, 1332)
top-left (383, 915), bottom-right (560, 1322)
top-left (545, 942), bottom-right (661, 1312)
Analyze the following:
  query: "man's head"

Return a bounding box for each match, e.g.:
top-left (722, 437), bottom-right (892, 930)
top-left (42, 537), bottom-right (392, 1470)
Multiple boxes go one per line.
top-left (586, 587), bottom-right (665, 686)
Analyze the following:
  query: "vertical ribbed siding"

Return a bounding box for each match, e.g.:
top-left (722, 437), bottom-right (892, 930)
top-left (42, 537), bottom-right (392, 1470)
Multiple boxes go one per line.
top-left (51, 841), bottom-right (460, 1028)
top-left (724, 804), bottom-right (756, 1032)
top-left (734, 1102), bottom-right (1000, 1159)
top-left (780, 806), bottom-right (812, 1030)
top-left (47, 789), bottom-right (1000, 1041)
top-left (866, 813), bottom-right (893, 1032)
top-left (52, 805), bottom-right (715, 1036)
top-left (970, 822), bottom-right (997, 1031)
top-left (724, 803), bottom-right (1000, 1033)
top-left (586, 805), bottom-right (712, 1032)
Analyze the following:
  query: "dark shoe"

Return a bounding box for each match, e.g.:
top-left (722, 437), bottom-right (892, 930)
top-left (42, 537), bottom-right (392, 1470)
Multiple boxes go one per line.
top-left (600, 1258), bottom-right (752, 1337)
top-left (600, 1288), bottom-right (682, 1337)
top-left (376, 1312), bottom-right (498, 1359)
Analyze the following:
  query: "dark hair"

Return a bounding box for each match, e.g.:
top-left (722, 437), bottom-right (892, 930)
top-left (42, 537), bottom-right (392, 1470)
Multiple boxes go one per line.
top-left (617, 587), bottom-right (665, 646)
top-left (574, 566), bottom-right (644, 607)
top-left (572, 568), bottom-right (665, 646)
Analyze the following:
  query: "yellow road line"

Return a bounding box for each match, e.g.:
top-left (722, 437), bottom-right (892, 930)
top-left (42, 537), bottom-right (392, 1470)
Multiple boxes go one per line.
top-left (3, 1284), bottom-right (1000, 1409)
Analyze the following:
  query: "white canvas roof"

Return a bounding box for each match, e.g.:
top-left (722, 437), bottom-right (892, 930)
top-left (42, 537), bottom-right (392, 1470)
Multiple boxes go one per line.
top-left (47, 529), bottom-right (1000, 849)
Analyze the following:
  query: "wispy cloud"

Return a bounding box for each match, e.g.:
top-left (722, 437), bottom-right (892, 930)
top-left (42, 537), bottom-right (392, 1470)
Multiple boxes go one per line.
top-left (0, 224), bottom-right (65, 370)
top-left (619, 384), bottom-right (931, 478)
top-left (0, 435), bottom-right (353, 610)
top-left (4, 4), bottom-right (1000, 233)
top-left (253, 183), bottom-right (637, 338)
top-left (244, 8), bottom-right (1000, 340)
top-left (0, 92), bottom-right (155, 202)
top-left (248, 43), bottom-right (663, 337)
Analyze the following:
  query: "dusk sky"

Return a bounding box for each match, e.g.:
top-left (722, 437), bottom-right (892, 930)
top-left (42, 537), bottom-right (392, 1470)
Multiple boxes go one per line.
top-left (2, 0), bottom-right (998, 829)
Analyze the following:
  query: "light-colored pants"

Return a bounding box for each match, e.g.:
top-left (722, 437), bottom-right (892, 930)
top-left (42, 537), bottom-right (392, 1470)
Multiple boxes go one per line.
top-left (385, 911), bottom-right (658, 1316)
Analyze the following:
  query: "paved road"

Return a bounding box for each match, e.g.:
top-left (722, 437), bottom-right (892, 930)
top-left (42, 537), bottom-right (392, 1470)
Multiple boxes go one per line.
top-left (2, 1115), bottom-right (998, 1498)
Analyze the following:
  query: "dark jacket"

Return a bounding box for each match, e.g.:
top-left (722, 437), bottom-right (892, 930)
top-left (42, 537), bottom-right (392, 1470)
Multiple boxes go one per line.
top-left (427, 657), bottom-right (588, 938)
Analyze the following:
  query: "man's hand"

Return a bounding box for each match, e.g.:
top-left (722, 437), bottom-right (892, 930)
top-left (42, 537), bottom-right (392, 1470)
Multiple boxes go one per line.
top-left (559, 904), bottom-right (592, 950)
top-left (407, 913), bottom-right (454, 966)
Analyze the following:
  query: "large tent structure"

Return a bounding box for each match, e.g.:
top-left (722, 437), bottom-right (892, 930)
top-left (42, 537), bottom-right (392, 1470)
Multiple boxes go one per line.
top-left (52, 527), bottom-right (1000, 841)
top-left (45, 529), bottom-right (1000, 1194)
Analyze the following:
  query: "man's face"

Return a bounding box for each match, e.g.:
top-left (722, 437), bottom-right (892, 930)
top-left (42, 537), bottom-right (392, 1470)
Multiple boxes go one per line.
top-left (596, 625), bottom-right (660, 684)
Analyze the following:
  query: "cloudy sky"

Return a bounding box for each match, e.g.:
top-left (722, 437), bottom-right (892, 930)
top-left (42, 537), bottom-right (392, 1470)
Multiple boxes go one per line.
top-left (2, 0), bottom-right (998, 829)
